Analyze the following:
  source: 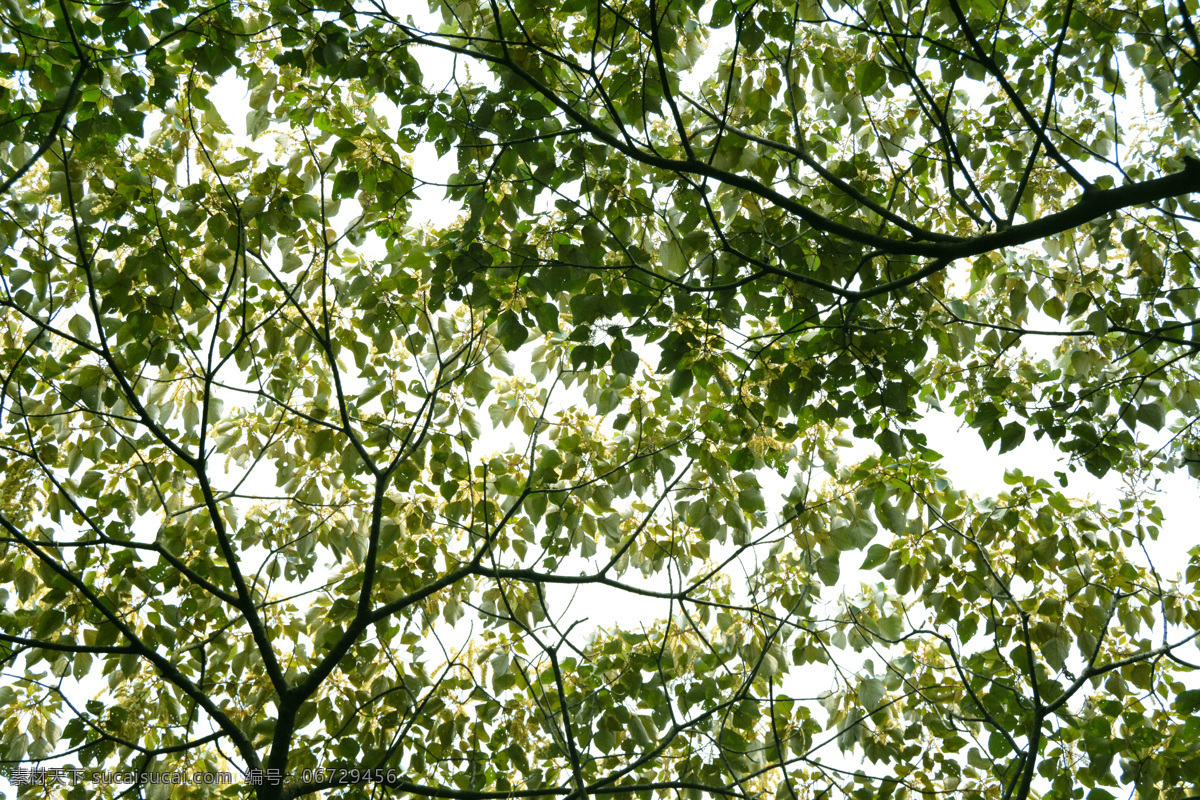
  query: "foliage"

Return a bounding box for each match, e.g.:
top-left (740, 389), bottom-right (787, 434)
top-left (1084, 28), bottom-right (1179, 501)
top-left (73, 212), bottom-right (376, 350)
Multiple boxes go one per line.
top-left (2, 1), bottom-right (1200, 799)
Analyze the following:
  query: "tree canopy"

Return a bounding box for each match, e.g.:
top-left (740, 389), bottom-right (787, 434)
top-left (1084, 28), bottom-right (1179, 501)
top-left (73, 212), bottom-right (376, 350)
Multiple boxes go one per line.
top-left (2, 0), bottom-right (1200, 799)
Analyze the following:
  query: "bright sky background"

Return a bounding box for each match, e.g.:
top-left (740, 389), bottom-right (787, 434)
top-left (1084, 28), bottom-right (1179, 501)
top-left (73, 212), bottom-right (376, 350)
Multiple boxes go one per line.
top-left (5, 6), bottom-right (1200, 799)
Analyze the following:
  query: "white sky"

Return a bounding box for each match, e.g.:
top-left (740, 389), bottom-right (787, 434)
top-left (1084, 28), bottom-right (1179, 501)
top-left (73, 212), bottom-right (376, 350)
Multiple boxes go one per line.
top-left (5, 6), bottom-right (1200, 798)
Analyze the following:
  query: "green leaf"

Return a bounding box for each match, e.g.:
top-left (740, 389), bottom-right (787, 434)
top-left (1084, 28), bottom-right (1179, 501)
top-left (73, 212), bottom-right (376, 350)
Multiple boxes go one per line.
top-left (293, 194), bottom-right (321, 218)
top-left (861, 543), bottom-right (890, 570)
top-left (855, 60), bottom-right (887, 95)
top-left (1035, 621), bottom-right (1071, 671)
top-left (333, 169), bottom-right (360, 200)
top-left (669, 369), bottom-right (694, 396)
top-left (1136, 402), bottom-right (1165, 430)
top-left (998, 422), bottom-right (1026, 454)
top-left (877, 429), bottom-right (904, 457)
top-left (660, 239), bottom-right (687, 275)
top-left (1176, 689), bottom-right (1200, 715)
top-left (1067, 292), bottom-right (1091, 317)
top-left (817, 555), bottom-right (840, 586)
top-left (880, 504), bottom-right (905, 533)
top-left (1044, 296), bottom-right (1065, 321)
top-left (67, 315), bottom-right (92, 340)
top-left (858, 677), bottom-right (886, 711)
top-left (612, 349), bottom-right (639, 375)
top-left (496, 310), bottom-right (529, 351)
top-left (532, 301), bottom-right (559, 333)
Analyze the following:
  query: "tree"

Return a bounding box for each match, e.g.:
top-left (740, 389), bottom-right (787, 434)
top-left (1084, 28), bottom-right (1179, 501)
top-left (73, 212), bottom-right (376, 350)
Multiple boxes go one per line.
top-left (2, 0), bottom-right (1200, 798)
